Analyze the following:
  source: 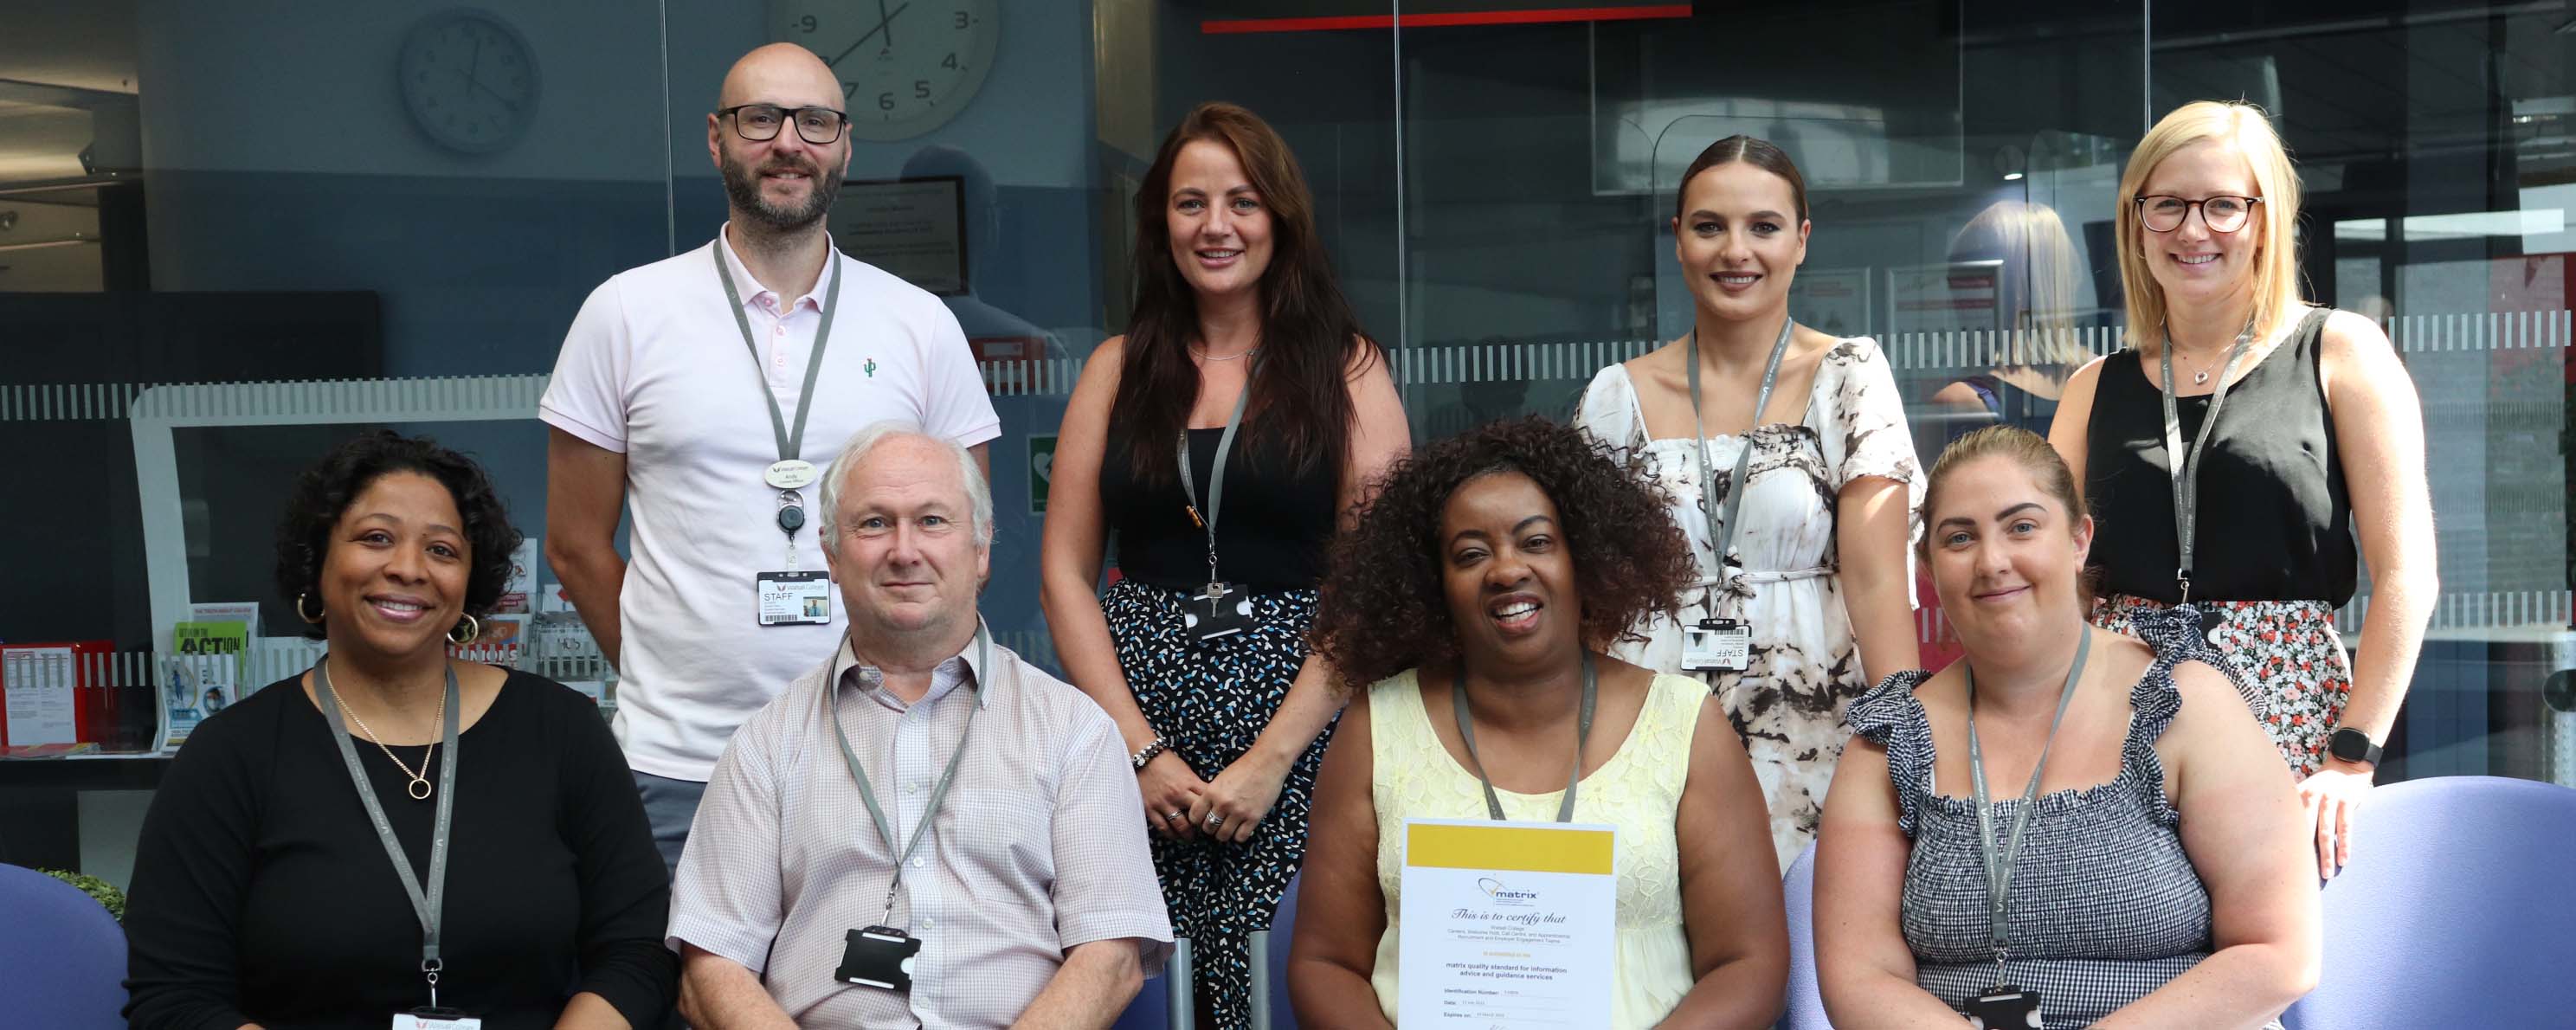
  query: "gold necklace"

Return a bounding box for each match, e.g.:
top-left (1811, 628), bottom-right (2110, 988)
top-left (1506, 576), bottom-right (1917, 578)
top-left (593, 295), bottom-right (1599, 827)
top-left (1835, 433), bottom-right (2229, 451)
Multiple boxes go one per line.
top-left (332, 677), bottom-right (447, 801)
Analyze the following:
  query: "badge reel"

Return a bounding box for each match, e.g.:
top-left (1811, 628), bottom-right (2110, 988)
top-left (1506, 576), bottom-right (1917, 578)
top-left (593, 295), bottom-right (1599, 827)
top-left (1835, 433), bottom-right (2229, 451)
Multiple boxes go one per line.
top-left (1966, 984), bottom-right (2042, 1029)
top-left (756, 470), bottom-right (830, 628)
top-left (837, 925), bottom-right (924, 993)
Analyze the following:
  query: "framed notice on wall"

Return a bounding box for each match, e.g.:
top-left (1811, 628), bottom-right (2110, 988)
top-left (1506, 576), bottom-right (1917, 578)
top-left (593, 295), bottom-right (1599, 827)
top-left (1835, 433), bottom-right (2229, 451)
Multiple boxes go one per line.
top-left (835, 177), bottom-right (969, 297)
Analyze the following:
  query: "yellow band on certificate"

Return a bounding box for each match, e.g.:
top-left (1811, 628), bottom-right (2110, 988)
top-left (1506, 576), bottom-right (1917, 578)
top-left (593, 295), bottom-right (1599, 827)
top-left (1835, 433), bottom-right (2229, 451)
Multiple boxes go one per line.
top-left (1406, 821), bottom-right (1613, 876)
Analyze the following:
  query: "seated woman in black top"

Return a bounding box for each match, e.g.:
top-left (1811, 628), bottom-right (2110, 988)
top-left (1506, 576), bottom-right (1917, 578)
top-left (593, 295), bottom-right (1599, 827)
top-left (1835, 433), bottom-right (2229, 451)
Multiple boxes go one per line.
top-left (123, 430), bottom-right (677, 1030)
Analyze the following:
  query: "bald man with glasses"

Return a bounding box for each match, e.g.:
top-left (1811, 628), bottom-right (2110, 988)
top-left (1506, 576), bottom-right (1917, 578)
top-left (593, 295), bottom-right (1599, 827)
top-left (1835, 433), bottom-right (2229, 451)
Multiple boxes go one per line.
top-left (541, 43), bottom-right (1001, 873)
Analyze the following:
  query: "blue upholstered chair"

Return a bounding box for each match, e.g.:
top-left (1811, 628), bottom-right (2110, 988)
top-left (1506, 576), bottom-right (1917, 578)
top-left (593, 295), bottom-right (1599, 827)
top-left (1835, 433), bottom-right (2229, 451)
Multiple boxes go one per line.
top-left (1117, 872), bottom-right (1304, 1030)
top-left (0, 863), bottom-right (126, 1030)
top-left (2282, 775), bottom-right (2576, 1029)
top-left (1778, 841), bottom-right (1834, 1029)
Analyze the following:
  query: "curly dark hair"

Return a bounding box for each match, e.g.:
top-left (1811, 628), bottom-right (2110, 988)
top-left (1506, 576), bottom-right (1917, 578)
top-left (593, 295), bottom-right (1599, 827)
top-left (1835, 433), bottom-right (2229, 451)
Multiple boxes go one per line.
top-left (273, 429), bottom-right (523, 640)
top-left (1312, 416), bottom-right (1697, 692)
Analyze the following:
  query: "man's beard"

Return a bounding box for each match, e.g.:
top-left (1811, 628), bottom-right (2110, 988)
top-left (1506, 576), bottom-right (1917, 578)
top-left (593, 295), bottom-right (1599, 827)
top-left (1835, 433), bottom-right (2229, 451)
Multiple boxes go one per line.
top-left (721, 150), bottom-right (842, 233)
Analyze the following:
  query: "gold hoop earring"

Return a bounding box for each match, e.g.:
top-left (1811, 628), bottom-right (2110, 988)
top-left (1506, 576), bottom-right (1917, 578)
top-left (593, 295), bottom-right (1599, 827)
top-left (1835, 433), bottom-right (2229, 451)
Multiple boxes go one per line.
top-left (297, 593), bottom-right (325, 624)
top-left (448, 614), bottom-right (480, 647)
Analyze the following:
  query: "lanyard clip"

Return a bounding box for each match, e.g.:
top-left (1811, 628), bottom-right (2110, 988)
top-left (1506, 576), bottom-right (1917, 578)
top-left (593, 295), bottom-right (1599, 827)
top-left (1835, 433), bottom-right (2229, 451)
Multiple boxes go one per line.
top-left (1183, 504), bottom-right (1206, 530)
top-left (2175, 570), bottom-right (2193, 605)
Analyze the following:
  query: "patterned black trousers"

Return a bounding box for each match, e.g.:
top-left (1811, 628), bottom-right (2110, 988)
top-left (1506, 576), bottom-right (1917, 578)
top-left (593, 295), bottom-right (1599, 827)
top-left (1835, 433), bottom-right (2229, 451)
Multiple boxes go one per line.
top-left (1104, 578), bottom-right (1334, 1030)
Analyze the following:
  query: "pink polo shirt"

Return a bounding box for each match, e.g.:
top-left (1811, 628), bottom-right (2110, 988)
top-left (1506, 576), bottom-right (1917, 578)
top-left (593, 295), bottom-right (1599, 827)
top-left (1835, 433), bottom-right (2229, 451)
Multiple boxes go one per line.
top-left (541, 227), bottom-right (1001, 782)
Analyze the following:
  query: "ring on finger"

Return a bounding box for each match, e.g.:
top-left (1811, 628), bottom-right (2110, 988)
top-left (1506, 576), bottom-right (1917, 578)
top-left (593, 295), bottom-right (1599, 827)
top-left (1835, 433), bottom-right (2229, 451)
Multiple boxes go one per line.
top-left (1207, 813), bottom-right (1227, 831)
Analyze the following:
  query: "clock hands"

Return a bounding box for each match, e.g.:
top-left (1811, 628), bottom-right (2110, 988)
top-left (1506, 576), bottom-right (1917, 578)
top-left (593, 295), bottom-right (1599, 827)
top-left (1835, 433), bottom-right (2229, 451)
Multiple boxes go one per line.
top-left (829, 2), bottom-right (911, 68)
top-left (874, 0), bottom-right (896, 50)
top-left (457, 32), bottom-right (519, 113)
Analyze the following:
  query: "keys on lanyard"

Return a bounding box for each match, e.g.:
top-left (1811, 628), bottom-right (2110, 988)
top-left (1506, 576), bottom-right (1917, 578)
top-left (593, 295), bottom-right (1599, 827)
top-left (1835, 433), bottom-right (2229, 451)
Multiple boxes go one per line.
top-left (1680, 318), bottom-right (1795, 673)
top-left (717, 245), bottom-right (844, 627)
top-left (1960, 627), bottom-right (2093, 1029)
top-left (2157, 320), bottom-right (2256, 641)
top-left (1178, 363), bottom-right (1257, 645)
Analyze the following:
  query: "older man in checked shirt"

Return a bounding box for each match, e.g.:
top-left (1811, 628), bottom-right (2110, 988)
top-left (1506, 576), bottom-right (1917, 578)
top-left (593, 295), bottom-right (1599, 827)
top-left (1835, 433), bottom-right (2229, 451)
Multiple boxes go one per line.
top-left (668, 422), bottom-right (1169, 1028)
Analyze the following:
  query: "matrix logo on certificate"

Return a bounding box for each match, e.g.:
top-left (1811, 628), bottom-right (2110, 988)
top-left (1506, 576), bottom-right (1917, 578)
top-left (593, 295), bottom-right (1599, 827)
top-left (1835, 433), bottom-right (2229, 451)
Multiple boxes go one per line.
top-left (1398, 819), bottom-right (1617, 1027)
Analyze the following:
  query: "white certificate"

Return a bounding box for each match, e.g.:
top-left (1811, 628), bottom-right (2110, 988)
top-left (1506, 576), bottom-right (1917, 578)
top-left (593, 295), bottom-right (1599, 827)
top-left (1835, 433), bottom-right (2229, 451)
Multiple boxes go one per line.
top-left (1398, 818), bottom-right (1618, 1027)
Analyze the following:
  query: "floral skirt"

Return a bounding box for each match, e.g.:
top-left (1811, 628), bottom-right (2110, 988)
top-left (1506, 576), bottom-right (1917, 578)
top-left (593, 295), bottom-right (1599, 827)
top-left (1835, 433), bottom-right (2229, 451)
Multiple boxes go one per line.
top-left (2091, 594), bottom-right (2353, 776)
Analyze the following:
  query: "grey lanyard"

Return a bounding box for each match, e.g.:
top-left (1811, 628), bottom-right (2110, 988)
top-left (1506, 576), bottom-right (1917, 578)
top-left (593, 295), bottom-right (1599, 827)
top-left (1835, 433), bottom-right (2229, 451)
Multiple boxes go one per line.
top-left (1175, 374), bottom-right (1255, 589)
top-left (2154, 325), bottom-right (2255, 604)
top-left (1686, 318), bottom-right (1796, 583)
top-left (314, 659), bottom-right (461, 1008)
top-left (822, 626), bottom-right (993, 927)
top-left (1963, 626), bottom-right (2092, 975)
top-left (715, 243), bottom-right (845, 469)
top-left (1450, 652), bottom-right (1598, 823)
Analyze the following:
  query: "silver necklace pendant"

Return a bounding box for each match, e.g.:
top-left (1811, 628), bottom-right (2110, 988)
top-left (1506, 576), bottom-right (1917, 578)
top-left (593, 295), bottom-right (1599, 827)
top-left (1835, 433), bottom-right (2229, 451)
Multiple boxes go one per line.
top-left (2193, 369), bottom-right (2212, 385)
top-left (407, 775), bottom-right (434, 801)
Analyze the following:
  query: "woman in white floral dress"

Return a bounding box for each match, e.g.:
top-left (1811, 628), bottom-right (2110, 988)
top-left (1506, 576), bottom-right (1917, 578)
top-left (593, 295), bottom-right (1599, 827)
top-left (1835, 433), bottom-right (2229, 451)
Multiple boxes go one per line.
top-left (1576, 135), bottom-right (1923, 868)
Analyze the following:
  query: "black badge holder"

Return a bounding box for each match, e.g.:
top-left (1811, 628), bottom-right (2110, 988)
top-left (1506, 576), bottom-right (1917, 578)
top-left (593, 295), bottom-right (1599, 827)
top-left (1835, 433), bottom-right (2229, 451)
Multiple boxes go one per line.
top-left (1187, 583), bottom-right (1254, 641)
top-left (836, 926), bottom-right (924, 991)
top-left (1965, 985), bottom-right (2043, 1029)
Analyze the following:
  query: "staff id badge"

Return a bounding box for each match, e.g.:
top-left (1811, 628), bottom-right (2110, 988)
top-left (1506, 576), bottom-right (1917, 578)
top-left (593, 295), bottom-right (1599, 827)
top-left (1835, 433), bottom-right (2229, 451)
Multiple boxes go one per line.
top-left (391, 1010), bottom-right (481, 1030)
top-left (756, 570), bottom-right (832, 626)
top-left (1185, 582), bottom-right (1254, 644)
top-left (1967, 984), bottom-right (2042, 1028)
top-left (1681, 617), bottom-right (1751, 672)
top-left (837, 925), bottom-right (924, 992)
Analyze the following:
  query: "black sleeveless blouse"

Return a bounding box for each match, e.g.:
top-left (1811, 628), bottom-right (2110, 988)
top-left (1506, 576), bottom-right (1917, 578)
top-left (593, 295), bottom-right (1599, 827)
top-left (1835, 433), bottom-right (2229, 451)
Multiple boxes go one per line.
top-left (2083, 307), bottom-right (2356, 606)
top-left (1100, 423), bottom-right (1339, 594)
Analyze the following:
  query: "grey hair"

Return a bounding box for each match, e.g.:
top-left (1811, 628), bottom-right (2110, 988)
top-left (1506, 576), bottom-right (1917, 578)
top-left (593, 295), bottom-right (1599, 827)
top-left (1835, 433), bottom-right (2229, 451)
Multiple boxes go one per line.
top-left (816, 421), bottom-right (993, 547)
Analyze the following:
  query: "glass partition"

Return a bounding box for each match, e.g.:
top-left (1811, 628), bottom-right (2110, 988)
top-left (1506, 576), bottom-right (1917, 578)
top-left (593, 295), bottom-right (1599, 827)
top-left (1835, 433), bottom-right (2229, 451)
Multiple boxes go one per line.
top-left (7, 0), bottom-right (2574, 892)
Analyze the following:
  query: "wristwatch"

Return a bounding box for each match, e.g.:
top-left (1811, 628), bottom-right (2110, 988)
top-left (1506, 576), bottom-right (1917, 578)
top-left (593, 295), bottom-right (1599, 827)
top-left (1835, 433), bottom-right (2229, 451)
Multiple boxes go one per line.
top-left (1130, 737), bottom-right (1170, 772)
top-left (2327, 727), bottom-right (2382, 768)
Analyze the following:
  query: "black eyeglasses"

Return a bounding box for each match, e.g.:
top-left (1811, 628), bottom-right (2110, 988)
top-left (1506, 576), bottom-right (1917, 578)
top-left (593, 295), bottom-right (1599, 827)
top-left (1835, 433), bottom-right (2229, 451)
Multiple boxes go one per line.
top-left (2135, 194), bottom-right (2262, 234)
top-left (718, 104), bottom-right (848, 145)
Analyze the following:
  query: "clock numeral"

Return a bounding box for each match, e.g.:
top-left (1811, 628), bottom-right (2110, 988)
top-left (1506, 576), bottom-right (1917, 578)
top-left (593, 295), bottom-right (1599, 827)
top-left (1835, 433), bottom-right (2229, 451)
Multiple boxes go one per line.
top-left (797, 15), bottom-right (818, 33)
top-left (843, 81), bottom-right (860, 100)
top-left (942, 52), bottom-right (958, 69)
top-left (878, 92), bottom-right (895, 111)
top-left (914, 80), bottom-right (931, 100)
top-left (954, 11), bottom-right (970, 28)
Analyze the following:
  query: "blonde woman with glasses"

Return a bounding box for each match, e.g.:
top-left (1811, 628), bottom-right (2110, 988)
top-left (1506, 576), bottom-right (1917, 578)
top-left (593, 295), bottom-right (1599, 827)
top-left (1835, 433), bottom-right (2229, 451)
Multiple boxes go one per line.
top-left (2048, 100), bottom-right (2437, 880)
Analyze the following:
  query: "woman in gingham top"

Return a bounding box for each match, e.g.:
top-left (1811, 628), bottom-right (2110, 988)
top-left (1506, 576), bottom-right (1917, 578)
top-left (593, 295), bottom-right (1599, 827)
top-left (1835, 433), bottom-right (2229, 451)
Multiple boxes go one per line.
top-left (1813, 428), bottom-right (2318, 1029)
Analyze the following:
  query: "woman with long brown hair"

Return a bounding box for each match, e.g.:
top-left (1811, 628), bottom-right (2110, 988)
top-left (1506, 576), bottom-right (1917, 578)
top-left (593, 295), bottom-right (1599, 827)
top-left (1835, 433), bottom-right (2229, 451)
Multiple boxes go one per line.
top-left (1040, 100), bottom-right (1408, 1027)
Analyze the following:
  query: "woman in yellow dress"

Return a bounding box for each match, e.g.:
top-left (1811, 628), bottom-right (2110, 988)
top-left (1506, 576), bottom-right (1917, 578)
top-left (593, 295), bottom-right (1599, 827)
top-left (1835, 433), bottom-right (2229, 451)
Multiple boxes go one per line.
top-left (1289, 417), bottom-right (1789, 1028)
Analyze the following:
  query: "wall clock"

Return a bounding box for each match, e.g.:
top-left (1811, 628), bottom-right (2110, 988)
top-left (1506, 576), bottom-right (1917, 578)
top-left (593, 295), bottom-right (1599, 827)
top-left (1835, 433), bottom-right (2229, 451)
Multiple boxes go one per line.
top-left (772, 0), bottom-right (1001, 142)
top-left (398, 9), bottom-right (542, 155)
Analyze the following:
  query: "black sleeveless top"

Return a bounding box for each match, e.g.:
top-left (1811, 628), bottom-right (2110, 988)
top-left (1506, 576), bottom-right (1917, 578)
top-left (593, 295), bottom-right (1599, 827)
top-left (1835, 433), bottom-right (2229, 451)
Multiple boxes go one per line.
top-left (1100, 424), bottom-right (1338, 593)
top-left (2084, 307), bottom-right (2355, 606)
